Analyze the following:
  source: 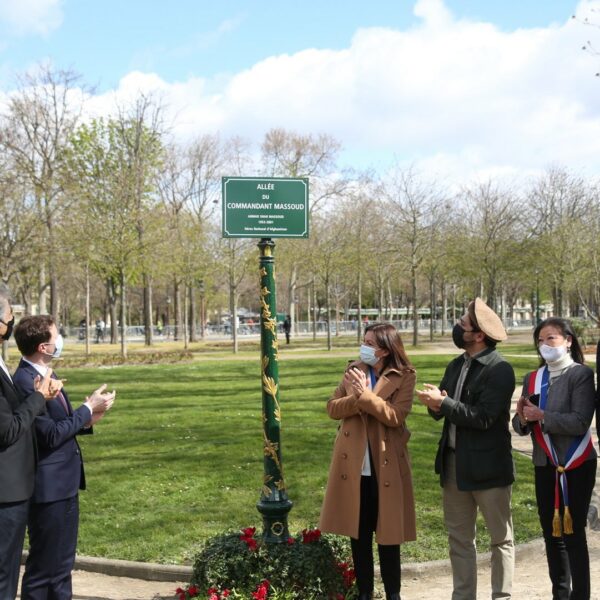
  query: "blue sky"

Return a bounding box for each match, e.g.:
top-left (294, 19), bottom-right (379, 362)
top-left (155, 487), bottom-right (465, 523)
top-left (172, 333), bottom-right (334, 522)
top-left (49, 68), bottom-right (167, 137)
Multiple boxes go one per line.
top-left (0, 1), bottom-right (581, 89)
top-left (0, 0), bottom-right (598, 182)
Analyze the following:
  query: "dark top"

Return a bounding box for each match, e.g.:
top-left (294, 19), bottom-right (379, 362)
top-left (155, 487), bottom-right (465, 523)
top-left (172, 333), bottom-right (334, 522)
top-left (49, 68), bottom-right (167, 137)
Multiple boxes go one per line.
top-left (0, 367), bottom-right (45, 503)
top-left (429, 347), bottom-right (516, 491)
top-left (13, 360), bottom-right (92, 503)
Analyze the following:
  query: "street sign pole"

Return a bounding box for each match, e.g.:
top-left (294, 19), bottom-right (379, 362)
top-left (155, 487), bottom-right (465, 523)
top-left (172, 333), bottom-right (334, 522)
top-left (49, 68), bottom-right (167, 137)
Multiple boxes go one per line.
top-left (222, 177), bottom-right (308, 544)
top-left (256, 238), bottom-right (292, 543)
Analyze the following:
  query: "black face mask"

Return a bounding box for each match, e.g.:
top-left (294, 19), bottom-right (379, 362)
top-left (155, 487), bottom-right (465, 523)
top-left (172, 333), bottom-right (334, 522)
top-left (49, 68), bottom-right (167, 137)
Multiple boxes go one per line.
top-left (1, 316), bottom-right (14, 341)
top-left (452, 323), bottom-right (466, 349)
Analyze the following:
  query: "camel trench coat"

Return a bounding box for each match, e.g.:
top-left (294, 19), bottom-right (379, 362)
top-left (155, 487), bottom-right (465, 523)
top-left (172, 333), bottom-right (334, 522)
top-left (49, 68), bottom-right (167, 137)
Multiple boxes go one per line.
top-left (319, 362), bottom-right (417, 545)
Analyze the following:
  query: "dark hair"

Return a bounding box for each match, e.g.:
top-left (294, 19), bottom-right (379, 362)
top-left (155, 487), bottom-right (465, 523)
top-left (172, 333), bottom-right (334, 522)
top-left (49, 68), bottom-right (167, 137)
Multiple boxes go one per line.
top-left (364, 322), bottom-right (414, 372)
top-left (533, 317), bottom-right (584, 365)
top-left (14, 315), bottom-right (55, 357)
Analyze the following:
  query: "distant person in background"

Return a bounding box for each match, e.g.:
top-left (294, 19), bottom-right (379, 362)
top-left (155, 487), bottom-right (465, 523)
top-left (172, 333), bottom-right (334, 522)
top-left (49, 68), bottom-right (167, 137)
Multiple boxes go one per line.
top-left (283, 315), bottom-right (291, 344)
top-left (14, 315), bottom-right (116, 600)
top-left (95, 318), bottom-right (105, 343)
top-left (0, 286), bottom-right (54, 600)
top-left (78, 318), bottom-right (86, 340)
top-left (513, 318), bottom-right (596, 600)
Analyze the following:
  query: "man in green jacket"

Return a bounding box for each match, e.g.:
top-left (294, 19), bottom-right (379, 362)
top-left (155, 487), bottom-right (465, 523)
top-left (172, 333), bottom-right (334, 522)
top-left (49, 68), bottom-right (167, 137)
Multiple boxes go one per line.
top-left (417, 298), bottom-right (515, 600)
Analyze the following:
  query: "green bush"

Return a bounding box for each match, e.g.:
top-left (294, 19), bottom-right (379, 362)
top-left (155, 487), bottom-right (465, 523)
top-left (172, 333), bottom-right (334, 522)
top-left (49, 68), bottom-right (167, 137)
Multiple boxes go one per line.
top-left (188, 527), bottom-right (356, 600)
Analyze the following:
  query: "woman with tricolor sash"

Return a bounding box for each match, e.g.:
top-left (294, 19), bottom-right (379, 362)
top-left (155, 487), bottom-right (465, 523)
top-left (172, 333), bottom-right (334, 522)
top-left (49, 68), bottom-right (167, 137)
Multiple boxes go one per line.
top-left (513, 317), bottom-right (597, 600)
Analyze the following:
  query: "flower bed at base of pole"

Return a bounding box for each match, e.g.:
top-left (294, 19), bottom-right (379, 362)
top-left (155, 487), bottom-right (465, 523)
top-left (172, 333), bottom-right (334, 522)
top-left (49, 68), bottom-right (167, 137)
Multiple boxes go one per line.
top-left (175, 527), bottom-right (357, 600)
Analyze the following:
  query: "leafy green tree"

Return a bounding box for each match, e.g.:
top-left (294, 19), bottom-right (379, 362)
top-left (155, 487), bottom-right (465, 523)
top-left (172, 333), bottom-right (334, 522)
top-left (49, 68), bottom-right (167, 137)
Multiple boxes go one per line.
top-left (0, 64), bottom-right (86, 318)
top-left (63, 100), bottom-right (165, 356)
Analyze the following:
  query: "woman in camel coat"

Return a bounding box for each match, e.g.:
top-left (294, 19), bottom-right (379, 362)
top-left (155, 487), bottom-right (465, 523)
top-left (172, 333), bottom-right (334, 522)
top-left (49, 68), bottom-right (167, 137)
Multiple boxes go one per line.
top-left (319, 322), bottom-right (416, 600)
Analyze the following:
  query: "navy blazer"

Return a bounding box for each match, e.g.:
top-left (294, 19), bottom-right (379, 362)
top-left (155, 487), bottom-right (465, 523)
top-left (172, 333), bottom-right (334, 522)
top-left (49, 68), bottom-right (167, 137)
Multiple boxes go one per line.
top-left (0, 366), bottom-right (45, 503)
top-left (13, 359), bottom-right (92, 503)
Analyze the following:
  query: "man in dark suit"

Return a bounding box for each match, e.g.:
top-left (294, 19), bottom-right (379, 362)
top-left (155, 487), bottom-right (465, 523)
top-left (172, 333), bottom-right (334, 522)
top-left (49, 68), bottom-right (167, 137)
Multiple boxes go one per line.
top-left (0, 286), bottom-right (53, 600)
top-left (13, 315), bottom-right (115, 600)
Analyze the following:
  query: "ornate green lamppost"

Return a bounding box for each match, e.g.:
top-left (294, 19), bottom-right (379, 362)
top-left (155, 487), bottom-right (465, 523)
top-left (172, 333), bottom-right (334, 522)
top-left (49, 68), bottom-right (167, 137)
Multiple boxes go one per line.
top-left (256, 238), bottom-right (293, 543)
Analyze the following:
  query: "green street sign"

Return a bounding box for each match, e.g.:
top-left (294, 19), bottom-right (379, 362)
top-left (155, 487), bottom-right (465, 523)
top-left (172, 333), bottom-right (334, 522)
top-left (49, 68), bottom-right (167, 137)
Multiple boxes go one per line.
top-left (222, 177), bottom-right (309, 238)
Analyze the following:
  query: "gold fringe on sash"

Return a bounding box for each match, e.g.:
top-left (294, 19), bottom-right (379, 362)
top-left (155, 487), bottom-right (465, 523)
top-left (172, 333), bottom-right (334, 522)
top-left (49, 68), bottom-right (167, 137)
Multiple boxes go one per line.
top-left (563, 506), bottom-right (574, 535)
top-left (552, 508), bottom-right (562, 537)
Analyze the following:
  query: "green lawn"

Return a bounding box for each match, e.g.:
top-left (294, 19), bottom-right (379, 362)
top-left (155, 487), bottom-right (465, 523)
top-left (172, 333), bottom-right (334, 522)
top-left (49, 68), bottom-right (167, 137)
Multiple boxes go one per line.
top-left (62, 352), bottom-right (541, 564)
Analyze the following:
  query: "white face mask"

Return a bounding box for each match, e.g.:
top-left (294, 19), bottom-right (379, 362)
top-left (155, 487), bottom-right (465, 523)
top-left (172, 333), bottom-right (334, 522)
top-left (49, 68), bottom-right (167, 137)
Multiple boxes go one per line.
top-left (43, 334), bottom-right (63, 359)
top-left (359, 344), bottom-right (378, 366)
top-left (539, 343), bottom-right (568, 363)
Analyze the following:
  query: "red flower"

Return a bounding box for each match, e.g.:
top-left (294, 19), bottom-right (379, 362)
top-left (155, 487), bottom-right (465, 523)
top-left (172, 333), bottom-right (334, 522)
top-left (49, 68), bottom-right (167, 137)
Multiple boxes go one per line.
top-left (222, 591), bottom-right (231, 598)
top-left (336, 595), bottom-right (345, 600)
top-left (187, 585), bottom-right (198, 597)
top-left (286, 536), bottom-right (295, 545)
top-left (240, 526), bottom-right (259, 551)
top-left (301, 527), bottom-right (322, 543)
top-left (208, 595), bottom-right (218, 600)
top-left (251, 580), bottom-right (270, 600)
top-left (207, 590), bottom-right (217, 595)
top-left (343, 567), bottom-right (356, 588)
top-left (175, 588), bottom-right (186, 600)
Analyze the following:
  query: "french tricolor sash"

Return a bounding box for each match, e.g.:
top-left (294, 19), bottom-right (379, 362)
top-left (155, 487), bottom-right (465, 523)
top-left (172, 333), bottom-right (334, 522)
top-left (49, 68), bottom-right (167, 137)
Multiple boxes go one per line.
top-left (527, 366), bottom-right (594, 536)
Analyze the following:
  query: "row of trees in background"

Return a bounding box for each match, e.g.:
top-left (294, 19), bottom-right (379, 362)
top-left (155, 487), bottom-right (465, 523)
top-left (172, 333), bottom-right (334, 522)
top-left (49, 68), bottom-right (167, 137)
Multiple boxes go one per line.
top-left (1, 64), bottom-right (600, 354)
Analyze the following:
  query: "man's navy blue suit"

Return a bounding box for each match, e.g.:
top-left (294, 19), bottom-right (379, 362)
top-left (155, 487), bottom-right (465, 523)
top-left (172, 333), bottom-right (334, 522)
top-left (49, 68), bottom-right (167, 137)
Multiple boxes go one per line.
top-left (13, 359), bottom-right (92, 600)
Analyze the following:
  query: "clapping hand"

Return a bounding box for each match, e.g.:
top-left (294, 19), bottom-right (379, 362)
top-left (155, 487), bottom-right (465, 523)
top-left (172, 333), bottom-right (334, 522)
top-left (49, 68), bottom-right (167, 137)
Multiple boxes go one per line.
top-left (33, 369), bottom-right (56, 401)
top-left (416, 384), bottom-right (446, 412)
top-left (344, 367), bottom-right (368, 396)
top-left (86, 384), bottom-right (116, 414)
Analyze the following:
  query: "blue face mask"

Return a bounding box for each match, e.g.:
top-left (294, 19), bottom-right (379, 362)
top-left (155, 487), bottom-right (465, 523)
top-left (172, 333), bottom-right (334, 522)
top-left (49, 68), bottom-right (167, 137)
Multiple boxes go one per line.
top-left (359, 344), bottom-right (378, 366)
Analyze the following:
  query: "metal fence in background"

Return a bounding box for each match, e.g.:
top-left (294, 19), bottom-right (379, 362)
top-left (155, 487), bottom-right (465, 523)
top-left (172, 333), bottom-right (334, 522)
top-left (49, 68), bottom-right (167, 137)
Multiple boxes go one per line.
top-left (65, 319), bottom-right (538, 343)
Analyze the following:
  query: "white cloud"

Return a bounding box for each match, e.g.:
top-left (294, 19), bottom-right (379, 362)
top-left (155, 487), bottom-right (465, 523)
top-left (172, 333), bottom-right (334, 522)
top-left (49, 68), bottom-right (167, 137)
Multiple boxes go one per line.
top-left (46, 0), bottom-right (600, 183)
top-left (0, 0), bottom-right (63, 36)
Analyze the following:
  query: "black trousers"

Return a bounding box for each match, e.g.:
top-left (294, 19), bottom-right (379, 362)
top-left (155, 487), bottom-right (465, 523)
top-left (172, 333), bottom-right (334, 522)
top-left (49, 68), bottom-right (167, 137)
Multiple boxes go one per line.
top-left (0, 499), bottom-right (29, 600)
top-left (534, 459), bottom-right (597, 600)
top-left (21, 495), bottom-right (80, 600)
top-left (350, 475), bottom-right (400, 595)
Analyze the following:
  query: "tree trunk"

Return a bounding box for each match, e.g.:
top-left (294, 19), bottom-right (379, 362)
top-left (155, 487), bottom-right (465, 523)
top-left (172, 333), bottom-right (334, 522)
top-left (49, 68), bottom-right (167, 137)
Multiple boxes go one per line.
top-left (120, 270), bottom-right (127, 359)
top-left (143, 275), bottom-right (153, 346)
top-left (174, 278), bottom-right (181, 341)
top-left (357, 271), bottom-right (362, 344)
top-left (230, 280), bottom-right (238, 354)
top-left (38, 263), bottom-right (47, 314)
top-left (288, 264), bottom-right (297, 337)
top-left (107, 278), bottom-right (118, 344)
top-left (85, 266), bottom-right (90, 356)
top-left (312, 280), bottom-right (317, 342)
top-left (50, 271), bottom-right (59, 322)
top-left (441, 279), bottom-right (447, 337)
top-left (189, 283), bottom-right (198, 342)
top-left (429, 278), bottom-right (434, 342)
top-left (411, 264), bottom-right (418, 347)
top-left (183, 285), bottom-right (189, 350)
top-left (325, 276), bottom-right (332, 351)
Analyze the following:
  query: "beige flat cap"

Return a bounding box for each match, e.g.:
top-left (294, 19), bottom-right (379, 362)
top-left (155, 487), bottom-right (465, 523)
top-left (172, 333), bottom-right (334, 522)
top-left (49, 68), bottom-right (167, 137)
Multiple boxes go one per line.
top-left (468, 297), bottom-right (507, 342)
